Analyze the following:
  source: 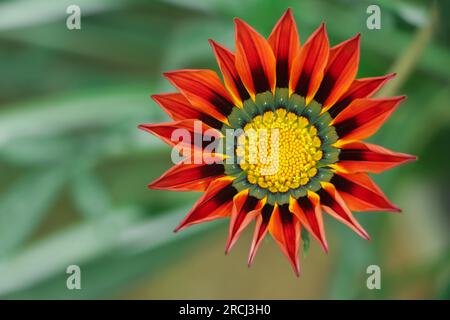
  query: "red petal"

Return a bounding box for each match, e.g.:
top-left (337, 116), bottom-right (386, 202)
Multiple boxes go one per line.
top-left (319, 182), bottom-right (370, 240)
top-left (315, 34), bottom-right (361, 110)
top-left (328, 73), bottom-right (396, 118)
top-left (151, 93), bottom-right (223, 129)
top-left (248, 204), bottom-right (273, 266)
top-left (331, 172), bottom-right (401, 212)
top-left (335, 141), bottom-right (416, 174)
top-left (268, 8), bottom-right (301, 88)
top-left (148, 162), bottom-right (225, 191)
top-left (332, 96), bottom-right (406, 141)
top-left (138, 119), bottom-right (222, 150)
top-left (225, 191), bottom-right (263, 253)
top-left (209, 40), bottom-right (250, 107)
top-left (269, 204), bottom-right (301, 276)
top-left (234, 18), bottom-right (276, 97)
top-left (289, 192), bottom-right (328, 252)
top-left (164, 69), bottom-right (235, 124)
top-left (290, 23), bottom-right (329, 105)
top-left (174, 177), bottom-right (236, 232)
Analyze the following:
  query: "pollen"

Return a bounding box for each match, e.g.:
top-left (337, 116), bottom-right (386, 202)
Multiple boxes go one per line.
top-left (236, 109), bottom-right (323, 193)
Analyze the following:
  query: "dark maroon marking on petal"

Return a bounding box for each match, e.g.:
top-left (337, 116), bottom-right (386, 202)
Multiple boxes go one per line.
top-left (294, 38), bottom-right (323, 97)
top-left (189, 164), bottom-right (225, 179)
top-left (150, 164), bottom-right (225, 189)
top-left (190, 114), bottom-right (222, 129)
top-left (231, 196), bottom-right (259, 235)
top-left (329, 95), bottom-right (354, 118)
top-left (318, 189), bottom-right (349, 222)
top-left (295, 72), bottom-right (310, 97)
top-left (167, 72), bottom-right (234, 116)
top-left (190, 185), bottom-right (236, 220)
top-left (339, 150), bottom-right (408, 162)
top-left (279, 204), bottom-right (297, 261)
top-left (181, 111), bottom-right (223, 129)
top-left (276, 57), bottom-right (289, 88)
top-left (247, 43), bottom-right (270, 92)
top-left (314, 74), bottom-right (336, 105)
top-left (152, 94), bottom-right (223, 129)
top-left (231, 74), bottom-right (251, 102)
top-left (256, 204), bottom-right (273, 240)
top-left (237, 23), bottom-right (271, 93)
top-left (331, 175), bottom-right (393, 209)
top-left (296, 197), bottom-right (320, 236)
top-left (334, 106), bottom-right (388, 138)
top-left (220, 56), bottom-right (251, 102)
top-left (328, 74), bottom-right (395, 118)
top-left (210, 40), bottom-right (250, 102)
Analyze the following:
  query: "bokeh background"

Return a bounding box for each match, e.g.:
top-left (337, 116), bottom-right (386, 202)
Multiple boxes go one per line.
top-left (0, 0), bottom-right (448, 299)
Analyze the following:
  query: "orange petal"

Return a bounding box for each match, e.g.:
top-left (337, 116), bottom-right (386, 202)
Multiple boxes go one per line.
top-left (335, 141), bottom-right (416, 174)
top-left (138, 119), bottom-right (222, 150)
top-left (234, 18), bottom-right (276, 97)
top-left (332, 96), bottom-right (406, 142)
top-left (225, 192), bottom-right (263, 253)
top-left (328, 73), bottom-right (396, 117)
top-left (269, 204), bottom-right (301, 276)
top-left (290, 23), bottom-right (329, 105)
top-left (151, 93), bottom-right (223, 129)
top-left (248, 204), bottom-right (273, 266)
top-left (209, 40), bottom-right (250, 107)
top-left (331, 172), bottom-right (401, 212)
top-left (289, 192), bottom-right (328, 252)
top-left (315, 34), bottom-right (361, 111)
top-left (319, 182), bottom-right (370, 240)
top-left (164, 69), bottom-right (235, 124)
top-left (174, 177), bottom-right (236, 232)
top-left (268, 8), bottom-right (301, 88)
top-left (148, 162), bottom-right (225, 191)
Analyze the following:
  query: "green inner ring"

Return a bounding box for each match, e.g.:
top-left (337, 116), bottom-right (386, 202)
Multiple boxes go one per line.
top-left (221, 88), bottom-right (340, 205)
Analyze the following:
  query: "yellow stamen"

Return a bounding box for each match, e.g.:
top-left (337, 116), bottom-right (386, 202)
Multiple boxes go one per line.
top-left (237, 109), bottom-right (323, 193)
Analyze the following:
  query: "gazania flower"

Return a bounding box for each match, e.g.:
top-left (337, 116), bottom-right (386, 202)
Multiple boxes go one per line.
top-left (139, 9), bottom-right (416, 275)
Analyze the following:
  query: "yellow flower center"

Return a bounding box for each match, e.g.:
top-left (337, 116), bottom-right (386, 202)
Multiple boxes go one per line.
top-left (236, 109), bottom-right (323, 193)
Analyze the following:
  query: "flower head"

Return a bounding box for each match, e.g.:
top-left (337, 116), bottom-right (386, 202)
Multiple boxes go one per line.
top-left (139, 9), bottom-right (416, 275)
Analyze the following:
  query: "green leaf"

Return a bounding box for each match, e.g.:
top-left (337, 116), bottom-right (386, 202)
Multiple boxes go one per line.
top-left (0, 84), bottom-right (161, 148)
top-left (0, 0), bottom-right (124, 31)
top-left (0, 166), bottom-right (69, 258)
top-left (0, 206), bottom-right (218, 298)
top-left (71, 171), bottom-right (111, 219)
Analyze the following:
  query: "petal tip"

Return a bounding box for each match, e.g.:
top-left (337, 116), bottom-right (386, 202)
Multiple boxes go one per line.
top-left (388, 72), bottom-right (397, 78)
top-left (173, 223), bottom-right (185, 233)
top-left (137, 124), bottom-right (151, 132)
top-left (163, 70), bottom-right (182, 81)
top-left (234, 17), bottom-right (244, 26)
top-left (293, 264), bottom-right (301, 277)
top-left (207, 38), bottom-right (217, 47)
top-left (282, 7), bottom-right (294, 19)
top-left (224, 240), bottom-right (232, 255)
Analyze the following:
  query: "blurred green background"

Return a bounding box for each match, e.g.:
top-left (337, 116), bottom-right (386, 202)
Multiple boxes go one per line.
top-left (0, 0), bottom-right (448, 299)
